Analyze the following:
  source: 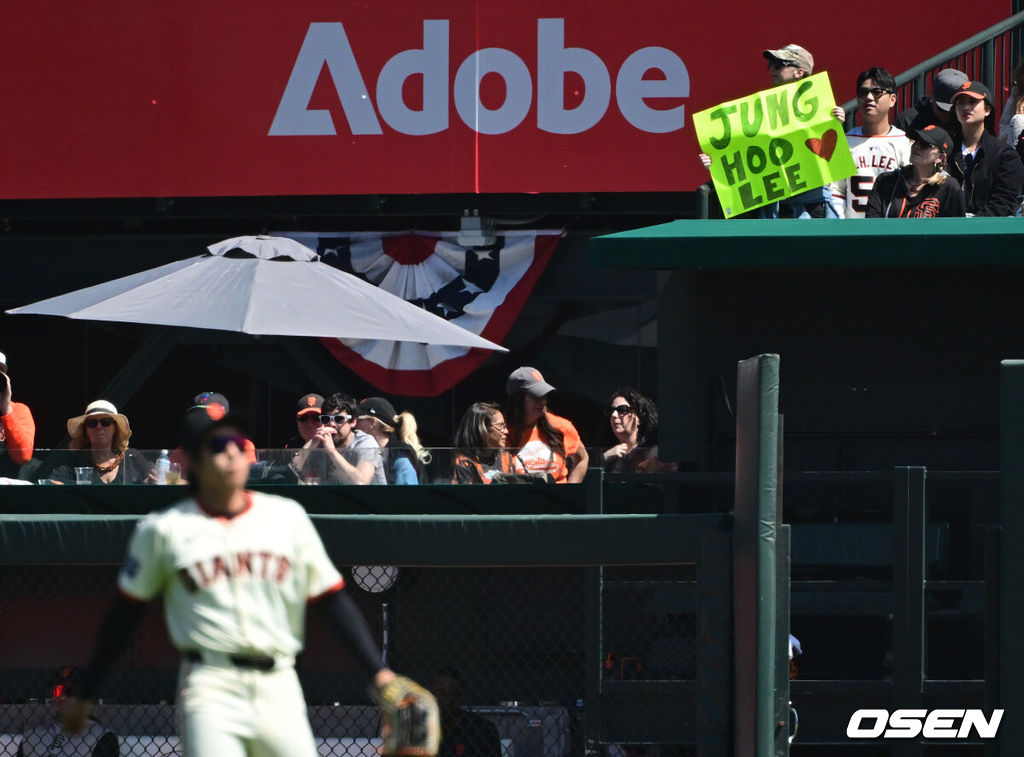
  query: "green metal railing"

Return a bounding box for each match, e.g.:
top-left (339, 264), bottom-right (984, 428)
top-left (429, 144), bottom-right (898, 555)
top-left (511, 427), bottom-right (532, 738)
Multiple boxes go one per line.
top-left (842, 11), bottom-right (1024, 121)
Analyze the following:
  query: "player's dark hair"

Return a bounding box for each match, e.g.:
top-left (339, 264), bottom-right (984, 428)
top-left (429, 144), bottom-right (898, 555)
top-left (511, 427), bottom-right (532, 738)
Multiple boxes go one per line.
top-left (857, 67), bottom-right (896, 93)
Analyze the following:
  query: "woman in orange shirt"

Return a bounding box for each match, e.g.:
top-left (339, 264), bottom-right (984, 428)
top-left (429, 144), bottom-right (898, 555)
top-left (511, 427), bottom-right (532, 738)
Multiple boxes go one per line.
top-left (503, 367), bottom-right (588, 484)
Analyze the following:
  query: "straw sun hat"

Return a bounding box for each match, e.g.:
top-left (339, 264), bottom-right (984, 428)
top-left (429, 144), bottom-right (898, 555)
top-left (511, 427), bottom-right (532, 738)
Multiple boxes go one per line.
top-left (66, 399), bottom-right (132, 442)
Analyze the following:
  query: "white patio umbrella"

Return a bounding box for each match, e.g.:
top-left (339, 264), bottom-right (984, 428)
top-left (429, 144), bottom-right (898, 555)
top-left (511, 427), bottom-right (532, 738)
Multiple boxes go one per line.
top-left (5, 235), bottom-right (507, 352)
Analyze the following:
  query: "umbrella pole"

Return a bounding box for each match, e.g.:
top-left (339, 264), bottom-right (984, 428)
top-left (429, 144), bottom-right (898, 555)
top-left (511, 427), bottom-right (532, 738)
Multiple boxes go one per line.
top-left (249, 337), bottom-right (261, 446)
top-left (265, 340), bottom-right (272, 447)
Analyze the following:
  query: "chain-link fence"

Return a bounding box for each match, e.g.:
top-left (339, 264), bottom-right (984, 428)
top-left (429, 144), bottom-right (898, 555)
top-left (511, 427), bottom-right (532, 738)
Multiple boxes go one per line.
top-left (0, 561), bottom-right (700, 757)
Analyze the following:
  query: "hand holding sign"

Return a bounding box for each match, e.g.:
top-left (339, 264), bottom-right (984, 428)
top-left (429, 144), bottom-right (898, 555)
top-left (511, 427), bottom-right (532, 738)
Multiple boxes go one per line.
top-left (693, 72), bottom-right (856, 218)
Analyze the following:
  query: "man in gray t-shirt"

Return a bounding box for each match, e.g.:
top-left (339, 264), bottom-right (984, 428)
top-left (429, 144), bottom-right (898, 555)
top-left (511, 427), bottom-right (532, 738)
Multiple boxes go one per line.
top-left (348, 428), bottom-right (386, 485)
top-left (292, 393), bottom-right (384, 485)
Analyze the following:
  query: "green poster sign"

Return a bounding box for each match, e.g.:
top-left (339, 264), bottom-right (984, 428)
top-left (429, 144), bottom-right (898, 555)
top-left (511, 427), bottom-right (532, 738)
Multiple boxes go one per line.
top-left (693, 72), bottom-right (856, 218)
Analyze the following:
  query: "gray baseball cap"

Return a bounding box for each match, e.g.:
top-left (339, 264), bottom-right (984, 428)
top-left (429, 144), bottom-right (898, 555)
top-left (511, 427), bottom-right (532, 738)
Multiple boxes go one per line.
top-left (933, 69), bottom-right (969, 111)
top-left (0, 351), bottom-right (6, 373)
top-left (506, 366), bottom-right (556, 397)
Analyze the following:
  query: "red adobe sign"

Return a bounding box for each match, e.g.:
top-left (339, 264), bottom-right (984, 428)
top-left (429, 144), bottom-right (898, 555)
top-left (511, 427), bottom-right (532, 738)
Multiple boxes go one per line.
top-left (0, 0), bottom-right (1005, 199)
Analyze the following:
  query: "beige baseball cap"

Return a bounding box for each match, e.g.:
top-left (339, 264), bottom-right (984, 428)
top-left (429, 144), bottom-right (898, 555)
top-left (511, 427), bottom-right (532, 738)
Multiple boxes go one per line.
top-left (763, 44), bottom-right (814, 73)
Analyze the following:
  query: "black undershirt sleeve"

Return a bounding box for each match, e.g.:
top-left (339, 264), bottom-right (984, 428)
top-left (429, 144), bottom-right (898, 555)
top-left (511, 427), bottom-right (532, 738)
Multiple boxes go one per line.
top-left (79, 593), bottom-right (149, 701)
top-left (312, 589), bottom-right (385, 679)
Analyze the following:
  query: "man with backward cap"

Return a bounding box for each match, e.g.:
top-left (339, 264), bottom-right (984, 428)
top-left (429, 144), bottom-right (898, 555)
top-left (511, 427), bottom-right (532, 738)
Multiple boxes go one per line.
top-left (895, 68), bottom-right (969, 133)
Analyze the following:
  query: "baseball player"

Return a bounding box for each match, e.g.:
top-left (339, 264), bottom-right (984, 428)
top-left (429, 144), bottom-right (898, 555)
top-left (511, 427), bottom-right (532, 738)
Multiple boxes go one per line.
top-left (17, 667), bottom-right (118, 757)
top-left (62, 407), bottom-right (399, 756)
top-left (830, 67), bottom-right (911, 217)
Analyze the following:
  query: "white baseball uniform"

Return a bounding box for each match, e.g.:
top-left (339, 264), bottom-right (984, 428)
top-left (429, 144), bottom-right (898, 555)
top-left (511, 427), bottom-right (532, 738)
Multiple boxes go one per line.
top-left (118, 490), bottom-right (344, 757)
top-left (829, 126), bottom-right (911, 218)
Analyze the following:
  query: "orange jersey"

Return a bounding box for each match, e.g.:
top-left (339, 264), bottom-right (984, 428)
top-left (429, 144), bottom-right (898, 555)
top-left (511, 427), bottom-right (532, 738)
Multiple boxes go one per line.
top-left (0, 401), bottom-right (35, 465)
top-left (510, 412), bottom-right (582, 484)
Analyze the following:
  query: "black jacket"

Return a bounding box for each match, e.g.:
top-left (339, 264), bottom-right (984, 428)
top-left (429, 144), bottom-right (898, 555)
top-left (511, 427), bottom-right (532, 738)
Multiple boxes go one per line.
top-left (947, 130), bottom-right (1024, 216)
top-left (866, 169), bottom-right (965, 218)
top-left (894, 95), bottom-right (942, 133)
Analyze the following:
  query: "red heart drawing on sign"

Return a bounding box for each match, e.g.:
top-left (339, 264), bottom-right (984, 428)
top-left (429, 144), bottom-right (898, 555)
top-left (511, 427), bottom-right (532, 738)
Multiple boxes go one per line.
top-left (805, 129), bottom-right (838, 161)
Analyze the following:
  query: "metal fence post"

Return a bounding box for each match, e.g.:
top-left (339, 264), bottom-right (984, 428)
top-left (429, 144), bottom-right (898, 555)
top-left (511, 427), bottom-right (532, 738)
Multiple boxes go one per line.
top-left (985, 526), bottom-right (1001, 757)
top-left (584, 469), bottom-right (605, 757)
top-left (892, 466), bottom-right (926, 757)
top-left (733, 354), bottom-right (781, 757)
top-left (999, 360), bottom-right (1024, 757)
top-left (697, 528), bottom-right (733, 757)
top-left (774, 526), bottom-right (791, 757)
top-left (982, 39), bottom-right (995, 91)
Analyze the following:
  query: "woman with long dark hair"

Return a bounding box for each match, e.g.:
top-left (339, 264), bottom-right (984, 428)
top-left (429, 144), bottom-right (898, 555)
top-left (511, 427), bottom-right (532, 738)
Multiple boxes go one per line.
top-left (450, 402), bottom-right (527, 484)
top-left (503, 367), bottom-right (588, 484)
top-left (946, 80), bottom-right (1024, 216)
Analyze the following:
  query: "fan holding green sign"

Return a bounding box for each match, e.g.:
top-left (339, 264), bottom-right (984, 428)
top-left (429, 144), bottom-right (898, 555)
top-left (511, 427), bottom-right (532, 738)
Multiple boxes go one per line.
top-left (694, 45), bottom-right (856, 219)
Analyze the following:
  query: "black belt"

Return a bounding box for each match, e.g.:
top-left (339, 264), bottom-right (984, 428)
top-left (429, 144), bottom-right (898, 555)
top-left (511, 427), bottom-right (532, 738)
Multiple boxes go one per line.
top-left (185, 650), bottom-right (276, 671)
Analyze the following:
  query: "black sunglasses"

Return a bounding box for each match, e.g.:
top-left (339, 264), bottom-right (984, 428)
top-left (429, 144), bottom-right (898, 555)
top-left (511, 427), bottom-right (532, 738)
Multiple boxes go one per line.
top-left (607, 404), bottom-right (634, 417)
top-left (84, 417), bottom-right (114, 429)
top-left (206, 434), bottom-right (249, 453)
top-left (320, 413), bottom-right (353, 425)
top-left (857, 86), bottom-right (893, 99)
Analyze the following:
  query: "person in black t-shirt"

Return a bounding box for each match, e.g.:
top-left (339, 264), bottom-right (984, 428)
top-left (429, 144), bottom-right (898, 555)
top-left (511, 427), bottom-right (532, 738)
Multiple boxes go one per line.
top-left (432, 670), bottom-right (501, 757)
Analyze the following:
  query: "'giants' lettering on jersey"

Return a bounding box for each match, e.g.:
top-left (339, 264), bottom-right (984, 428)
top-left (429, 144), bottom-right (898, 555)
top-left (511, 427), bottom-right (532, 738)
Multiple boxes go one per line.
top-left (179, 552), bottom-right (292, 592)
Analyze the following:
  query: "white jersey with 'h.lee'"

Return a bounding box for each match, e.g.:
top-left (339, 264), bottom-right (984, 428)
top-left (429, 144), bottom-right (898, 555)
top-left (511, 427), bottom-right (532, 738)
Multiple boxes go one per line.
top-left (118, 491), bottom-right (343, 657)
top-left (830, 126), bottom-right (911, 218)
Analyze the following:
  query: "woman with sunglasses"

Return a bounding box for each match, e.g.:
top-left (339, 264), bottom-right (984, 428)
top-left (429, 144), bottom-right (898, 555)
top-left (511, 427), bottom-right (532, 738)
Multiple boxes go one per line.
top-left (866, 125), bottom-right (965, 218)
top-left (450, 402), bottom-right (529, 484)
top-left (602, 388), bottom-right (675, 474)
top-left (49, 399), bottom-right (153, 484)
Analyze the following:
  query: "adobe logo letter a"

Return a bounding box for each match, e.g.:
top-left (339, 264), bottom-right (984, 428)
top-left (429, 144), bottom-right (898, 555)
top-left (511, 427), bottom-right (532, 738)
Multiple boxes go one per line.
top-left (269, 23), bottom-right (383, 136)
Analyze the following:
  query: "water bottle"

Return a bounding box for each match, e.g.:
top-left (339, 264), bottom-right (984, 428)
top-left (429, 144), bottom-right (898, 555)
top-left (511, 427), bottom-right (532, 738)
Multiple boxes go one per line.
top-left (155, 449), bottom-right (170, 485)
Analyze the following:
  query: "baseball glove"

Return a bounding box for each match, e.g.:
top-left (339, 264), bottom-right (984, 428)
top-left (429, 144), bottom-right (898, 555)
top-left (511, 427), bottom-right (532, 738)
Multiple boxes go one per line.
top-left (370, 675), bottom-right (441, 757)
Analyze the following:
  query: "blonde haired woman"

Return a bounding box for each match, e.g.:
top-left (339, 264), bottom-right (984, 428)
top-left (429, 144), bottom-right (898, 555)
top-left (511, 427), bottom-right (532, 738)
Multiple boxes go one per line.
top-left (355, 396), bottom-right (430, 484)
top-left (50, 400), bottom-right (153, 484)
top-left (866, 126), bottom-right (965, 217)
